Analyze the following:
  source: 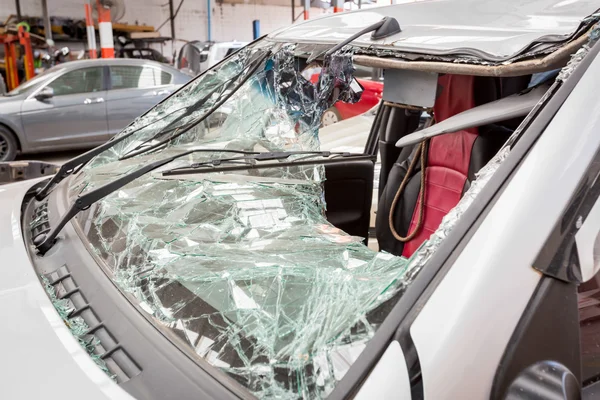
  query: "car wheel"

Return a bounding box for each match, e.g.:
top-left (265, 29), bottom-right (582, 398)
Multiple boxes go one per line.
top-left (0, 126), bottom-right (18, 161)
top-left (321, 107), bottom-right (342, 127)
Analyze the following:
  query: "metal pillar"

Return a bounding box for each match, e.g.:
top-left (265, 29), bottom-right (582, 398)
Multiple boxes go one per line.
top-left (252, 20), bottom-right (260, 39)
top-left (291, 0), bottom-right (295, 23)
top-left (41, 0), bottom-right (52, 42)
top-left (15, 0), bottom-right (22, 20)
top-left (97, 0), bottom-right (114, 58)
top-left (303, 0), bottom-right (309, 20)
top-left (18, 26), bottom-right (35, 80)
top-left (4, 41), bottom-right (19, 90)
top-left (333, 0), bottom-right (344, 13)
top-left (84, 1), bottom-right (97, 58)
top-left (207, 0), bottom-right (212, 41)
top-left (169, 0), bottom-right (176, 42)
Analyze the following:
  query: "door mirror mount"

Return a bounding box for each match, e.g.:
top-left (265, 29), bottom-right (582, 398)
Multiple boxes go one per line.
top-left (35, 87), bottom-right (54, 101)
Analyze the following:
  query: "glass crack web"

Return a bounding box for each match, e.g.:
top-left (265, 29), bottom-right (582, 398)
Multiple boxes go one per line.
top-left (68, 40), bottom-right (415, 399)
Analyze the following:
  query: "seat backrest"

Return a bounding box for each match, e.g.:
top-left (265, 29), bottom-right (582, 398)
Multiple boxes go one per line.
top-left (376, 74), bottom-right (511, 257)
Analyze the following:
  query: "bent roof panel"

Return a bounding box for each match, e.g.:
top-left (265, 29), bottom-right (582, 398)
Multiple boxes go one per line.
top-left (268, 0), bottom-right (600, 62)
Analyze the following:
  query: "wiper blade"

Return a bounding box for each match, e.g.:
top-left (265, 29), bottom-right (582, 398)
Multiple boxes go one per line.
top-left (118, 50), bottom-right (272, 161)
top-left (34, 45), bottom-right (270, 201)
top-left (33, 22), bottom-right (394, 202)
top-left (35, 133), bottom-right (134, 201)
top-left (33, 148), bottom-right (259, 255)
top-left (34, 102), bottom-right (193, 201)
top-left (162, 151), bottom-right (375, 177)
top-left (164, 150), bottom-right (336, 174)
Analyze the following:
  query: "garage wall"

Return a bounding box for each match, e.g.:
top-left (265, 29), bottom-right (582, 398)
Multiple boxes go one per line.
top-left (0, 0), bottom-right (328, 53)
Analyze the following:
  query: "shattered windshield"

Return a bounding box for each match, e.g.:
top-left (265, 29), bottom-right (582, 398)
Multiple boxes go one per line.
top-left (68, 38), bottom-right (416, 399)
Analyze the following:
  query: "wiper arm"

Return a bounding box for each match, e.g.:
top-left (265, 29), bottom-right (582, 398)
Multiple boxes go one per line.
top-left (164, 150), bottom-right (338, 174)
top-left (162, 151), bottom-right (375, 177)
top-left (33, 148), bottom-right (258, 255)
top-left (34, 50), bottom-right (270, 201)
top-left (34, 149), bottom-right (373, 254)
top-left (33, 21), bottom-right (398, 202)
top-left (35, 132), bottom-right (136, 201)
top-left (34, 103), bottom-right (193, 201)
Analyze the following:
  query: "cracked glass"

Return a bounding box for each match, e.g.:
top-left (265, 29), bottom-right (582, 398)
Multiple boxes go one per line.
top-left (67, 39), bottom-right (417, 399)
top-left (59, 31), bottom-right (575, 397)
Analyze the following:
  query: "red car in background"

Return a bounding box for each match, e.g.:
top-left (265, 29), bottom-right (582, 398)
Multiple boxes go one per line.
top-left (305, 64), bottom-right (384, 126)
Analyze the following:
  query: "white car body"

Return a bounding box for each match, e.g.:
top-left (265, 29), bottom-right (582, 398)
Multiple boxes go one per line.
top-left (0, 179), bottom-right (133, 399)
top-left (4, 0), bottom-right (600, 399)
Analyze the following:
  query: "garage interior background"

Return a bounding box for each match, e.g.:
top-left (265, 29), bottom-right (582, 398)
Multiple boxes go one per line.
top-left (0, 0), bottom-right (336, 56)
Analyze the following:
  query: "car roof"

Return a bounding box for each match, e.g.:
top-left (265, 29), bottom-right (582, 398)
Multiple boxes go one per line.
top-left (268, 0), bottom-right (600, 64)
top-left (58, 58), bottom-right (169, 69)
top-left (53, 58), bottom-right (182, 74)
top-left (213, 41), bottom-right (247, 48)
top-left (186, 41), bottom-right (248, 50)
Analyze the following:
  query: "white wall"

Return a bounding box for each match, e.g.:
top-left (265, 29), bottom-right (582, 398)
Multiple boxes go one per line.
top-left (0, 0), bottom-right (329, 56)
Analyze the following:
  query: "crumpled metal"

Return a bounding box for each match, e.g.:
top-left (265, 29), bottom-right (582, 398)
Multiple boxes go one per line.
top-left (66, 39), bottom-right (413, 399)
top-left (558, 15), bottom-right (600, 81)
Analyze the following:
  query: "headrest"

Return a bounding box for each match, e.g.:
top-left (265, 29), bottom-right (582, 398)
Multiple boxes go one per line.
top-left (434, 74), bottom-right (476, 123)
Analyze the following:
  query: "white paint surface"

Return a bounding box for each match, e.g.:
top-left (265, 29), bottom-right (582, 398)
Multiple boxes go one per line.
top-left (354, 341), bottom-right (412, 400)
top-left (412, 47), bottom-right (600, 399)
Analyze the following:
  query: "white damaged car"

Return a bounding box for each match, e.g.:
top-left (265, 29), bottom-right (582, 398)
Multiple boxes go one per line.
top-left (4, 0), bottom-right (600, 399)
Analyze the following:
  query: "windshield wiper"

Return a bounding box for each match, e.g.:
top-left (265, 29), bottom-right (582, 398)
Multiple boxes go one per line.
top-left (33, 148), bottom-right (261, 254)
top-left (34, 20), bottom-right (399, 203)
top-left (34, 50), bottom-right (270, 201)
top-left (118, 17), bottom-right (400, 162)
top-left (33, 103), bottom-right (195, 201)
top-left (34, 150), bottom-right (372, 254)
top-left (162, 151), bottom-right (375, 176)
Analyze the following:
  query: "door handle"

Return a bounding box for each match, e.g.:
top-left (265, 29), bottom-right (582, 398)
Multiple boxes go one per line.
top-left (84, 97), bottom-right (104, 104)
top-left (153, 89), bottom-right (170, 96)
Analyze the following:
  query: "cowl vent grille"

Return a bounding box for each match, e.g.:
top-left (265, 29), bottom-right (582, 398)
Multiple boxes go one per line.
top-left (44, 265), bottom-right (142, 383)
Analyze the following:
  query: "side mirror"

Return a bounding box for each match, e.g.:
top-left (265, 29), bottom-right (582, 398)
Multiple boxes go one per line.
top-left (35, 87), bottom-right (54, 101)
top-left (504, 361), bottom-right (580, 400)
top-left (199, 51), bottom-right (208, 63)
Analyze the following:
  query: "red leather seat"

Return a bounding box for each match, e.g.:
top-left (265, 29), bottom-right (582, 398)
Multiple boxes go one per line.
top-left (376, 74), bottom-right (512, 257)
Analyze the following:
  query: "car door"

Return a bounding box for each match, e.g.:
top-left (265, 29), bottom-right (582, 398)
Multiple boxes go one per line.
top-left (20, 66), bottom-right (108, 149)
top-left (319, 109), bottom-right (376, 244)
top-left (105, 64), bottom-right (175, 135)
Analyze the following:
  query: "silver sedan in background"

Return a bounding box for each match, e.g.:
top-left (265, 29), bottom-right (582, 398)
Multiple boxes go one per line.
top-left (0, 58), bottom-right (190, 161)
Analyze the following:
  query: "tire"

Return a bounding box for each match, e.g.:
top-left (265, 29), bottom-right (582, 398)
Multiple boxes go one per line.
top-left (321, 107), bottom-right (342, 127)
top-left (0, 126), bottom-right (18, 161)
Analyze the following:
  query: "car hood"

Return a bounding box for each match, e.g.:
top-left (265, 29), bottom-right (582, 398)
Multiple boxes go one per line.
top-left (0, 179), bottom-right (133, 400)
top-left (0, 94), bottom-right (24, 106)
top-left (268, 0), bottom-right (600, 63)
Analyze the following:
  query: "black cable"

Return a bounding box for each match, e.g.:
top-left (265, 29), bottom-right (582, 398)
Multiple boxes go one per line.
top-left (156, 0), bottom-right (185, 32)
